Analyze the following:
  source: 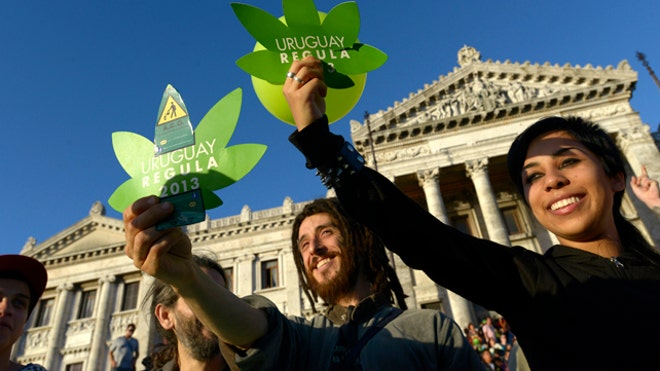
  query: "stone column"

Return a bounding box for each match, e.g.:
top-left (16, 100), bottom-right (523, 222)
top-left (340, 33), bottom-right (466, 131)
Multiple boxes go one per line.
top-left (617, 124), bottom-right (660, 178)
top-left (282, 250), bottom-right (304, 315)
top-left (382, 174), bottom-right (402, 265)
top-left (390, 253), bottom-right (417, 308)
top-left (236, 253), bottom-right (256, 298)
top-left (44, 283), bottom-right (74, 370)
top-left (466, 158), bottom-right (511, 246)
top-left (417, 169), bottom-right (448, 223)
top-left (417, 169), bottom-right (476, 329)
top-left (138, 273), bottom-right (157, 364)
top-left (88, 275), bottom-right (117, 371)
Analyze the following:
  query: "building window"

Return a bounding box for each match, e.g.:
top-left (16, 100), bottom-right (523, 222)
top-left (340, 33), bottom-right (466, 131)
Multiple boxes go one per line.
top-left (121, 282), bottom-right (140, 311)
top-left (224, 267), bottom-right (234, 292)
top-left (450, 214), bottom-right (477, 236)
top-left (65, 362), bottom-right (83, 371)
top-left (261, 260), bottom-right (278, 289)
top-left (501, 206), bottom-right (525, 236)
top-left (421, 300), bottom-right (444, 313)
top-left (34, 298), bottom-right (54, 327)
top-left (77, 289), bottom-right (96, 319)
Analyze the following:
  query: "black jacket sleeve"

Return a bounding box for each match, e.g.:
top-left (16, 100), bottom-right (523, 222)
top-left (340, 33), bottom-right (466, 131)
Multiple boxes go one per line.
top-left (289, 116), bottom-right (531, 308)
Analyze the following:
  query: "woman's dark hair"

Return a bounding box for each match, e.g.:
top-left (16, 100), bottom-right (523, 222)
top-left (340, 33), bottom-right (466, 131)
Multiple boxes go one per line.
top-left (142, 253), bottom-right (228, 369)
top-left (507, 116), bottom-right (659, 264)
top-left (290, 198), bottom-right (407, 312)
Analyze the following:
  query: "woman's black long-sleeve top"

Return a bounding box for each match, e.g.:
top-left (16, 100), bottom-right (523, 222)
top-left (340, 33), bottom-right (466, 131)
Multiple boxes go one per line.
top-left (289, 116), bottom-right (660, 371)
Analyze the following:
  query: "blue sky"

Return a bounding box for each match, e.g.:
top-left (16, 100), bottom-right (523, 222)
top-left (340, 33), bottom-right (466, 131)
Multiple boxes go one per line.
top-left (1, 0), bottom-right (658, 255)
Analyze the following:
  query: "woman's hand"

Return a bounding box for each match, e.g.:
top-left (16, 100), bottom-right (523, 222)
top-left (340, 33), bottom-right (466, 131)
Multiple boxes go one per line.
top-left (282, 56), bottom-right (327, 131)
top-left (630, 165), bottom-right (660, 210)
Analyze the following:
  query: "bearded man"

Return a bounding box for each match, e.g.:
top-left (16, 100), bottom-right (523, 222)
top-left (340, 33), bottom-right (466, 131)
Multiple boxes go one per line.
top-left (124, 196), bottom-right (483, 370)
top-left (146, 254), bottom-right (229, 371)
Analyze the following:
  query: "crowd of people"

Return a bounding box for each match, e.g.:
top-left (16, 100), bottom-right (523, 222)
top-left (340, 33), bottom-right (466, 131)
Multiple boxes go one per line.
top-left (2, 54), bottom-right (659, 371)
top-left (464, 316), bottom-right (519, 371)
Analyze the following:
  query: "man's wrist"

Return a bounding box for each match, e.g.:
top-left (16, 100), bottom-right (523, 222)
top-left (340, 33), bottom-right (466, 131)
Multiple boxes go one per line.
top-left (171, 262), bottom-right (213, 298)
top-left (316, 141), bottom-right (365, 189)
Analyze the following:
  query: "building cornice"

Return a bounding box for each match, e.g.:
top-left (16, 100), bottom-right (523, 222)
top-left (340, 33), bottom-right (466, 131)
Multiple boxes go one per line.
top-left (31, 198), bottom-right (312, 267)
top-left (352, 46), bottom-right (637, 152)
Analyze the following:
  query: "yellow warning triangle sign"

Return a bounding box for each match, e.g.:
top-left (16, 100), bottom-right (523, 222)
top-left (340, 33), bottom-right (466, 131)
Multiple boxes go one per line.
top-left (157, 96), bottom-right (188, 125)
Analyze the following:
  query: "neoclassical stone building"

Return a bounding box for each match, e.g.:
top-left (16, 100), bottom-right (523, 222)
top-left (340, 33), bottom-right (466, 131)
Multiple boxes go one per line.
top-left (13, 46), bottom-right (659, 370)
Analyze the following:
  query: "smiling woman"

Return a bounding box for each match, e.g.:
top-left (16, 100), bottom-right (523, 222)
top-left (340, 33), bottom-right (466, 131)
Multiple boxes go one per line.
top-left (518, 131), bottom-right (625, 248)
top-left (507, 117), bottom-right (654, 260)
top-left (283, 55), bottom-right (660, 371)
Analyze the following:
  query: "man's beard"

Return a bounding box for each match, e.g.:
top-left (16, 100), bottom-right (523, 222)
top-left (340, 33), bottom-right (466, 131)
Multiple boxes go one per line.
top-left (306, 251), bottom-right (359, 304)
top-left (174, 312), bottom-right (221, 361)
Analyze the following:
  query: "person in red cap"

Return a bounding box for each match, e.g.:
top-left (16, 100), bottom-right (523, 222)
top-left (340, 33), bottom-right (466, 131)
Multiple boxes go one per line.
top-left (0, 254), bottom-right (48, 371)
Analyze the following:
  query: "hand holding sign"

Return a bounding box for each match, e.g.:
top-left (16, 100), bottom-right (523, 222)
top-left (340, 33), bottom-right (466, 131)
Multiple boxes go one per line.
top-left (232, 0), bottom-right (387, 125)
top-left (109, 86), bottom-right (267, 229)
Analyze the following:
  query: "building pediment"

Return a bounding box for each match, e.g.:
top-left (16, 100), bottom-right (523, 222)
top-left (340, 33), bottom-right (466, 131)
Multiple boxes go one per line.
top-left (21, 201), bottom-right (126, 267)
top-left (351, 45), bottom-right (637, 150)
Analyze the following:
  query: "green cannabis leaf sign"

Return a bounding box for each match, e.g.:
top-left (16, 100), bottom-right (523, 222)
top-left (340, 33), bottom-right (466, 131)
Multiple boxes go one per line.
top-left (108, 86), bottom-right (267, 214)
top-left (232, 0), bottom-right (387, 125)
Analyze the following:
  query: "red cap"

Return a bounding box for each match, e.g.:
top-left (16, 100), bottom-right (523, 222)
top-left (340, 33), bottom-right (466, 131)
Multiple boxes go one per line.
top-left (0, 255), bottom-right (48, 314)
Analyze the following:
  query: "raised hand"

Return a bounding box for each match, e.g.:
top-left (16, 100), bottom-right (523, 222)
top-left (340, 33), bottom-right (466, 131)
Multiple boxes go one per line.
top-left (123, 196), bottom-right (196, 286)
top-left (282, 56), bottom-right (328, 131)
top-left (630, 165), bottom-right (660, 211)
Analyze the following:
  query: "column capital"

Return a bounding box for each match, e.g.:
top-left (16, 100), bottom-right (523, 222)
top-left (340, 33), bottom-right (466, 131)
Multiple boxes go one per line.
top-left (616, 124), bottom-right (652, 150)
top-left (416, 168), bottom-right (440, 187)
top-left (238, 253), bottom-right (256, 263)
top-left (98, 275), bottom-right (117, 285)
top-left (57, 283), bottom-right (74, 292)
top-left (465, 158), bottom-right (489, 178)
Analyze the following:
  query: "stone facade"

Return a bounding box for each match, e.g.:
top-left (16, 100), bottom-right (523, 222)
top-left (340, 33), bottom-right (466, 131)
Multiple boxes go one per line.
top-left (12, 46), bottom-right (660, 370)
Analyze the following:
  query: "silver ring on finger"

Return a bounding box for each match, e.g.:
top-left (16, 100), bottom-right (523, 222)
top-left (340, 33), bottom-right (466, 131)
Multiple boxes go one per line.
top-left (292, 75), bottom-right (305, 84)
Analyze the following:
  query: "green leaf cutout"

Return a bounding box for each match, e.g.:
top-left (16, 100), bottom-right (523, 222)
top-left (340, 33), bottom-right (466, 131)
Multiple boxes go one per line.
top-left (108, 87), bottom-right (267, 213)
top-left (231, 0), bottom-right (387, 89)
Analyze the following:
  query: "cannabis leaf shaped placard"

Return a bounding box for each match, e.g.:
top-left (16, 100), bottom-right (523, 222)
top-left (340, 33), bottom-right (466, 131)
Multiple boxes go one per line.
top-left (231, 0), bottom-right (387, 125)
top-left (108, 86), bottom-right (267, 214)
top-left (232, 0), bottom-right (386, 88)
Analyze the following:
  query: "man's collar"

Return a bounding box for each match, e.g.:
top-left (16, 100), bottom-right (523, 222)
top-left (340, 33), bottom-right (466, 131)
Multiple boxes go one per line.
top-left (324, 292), bottom-right (391, 326)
